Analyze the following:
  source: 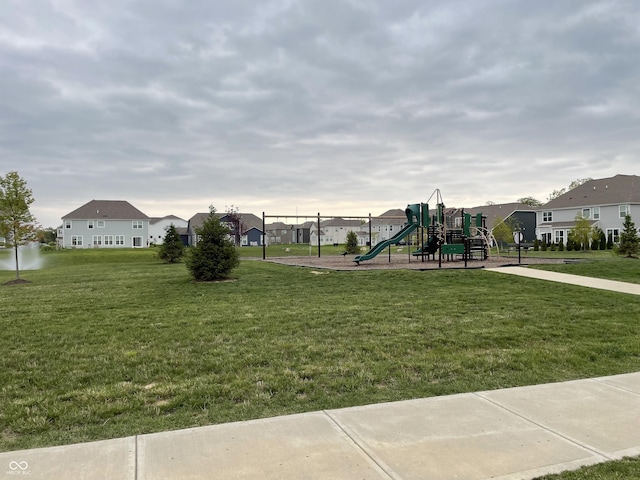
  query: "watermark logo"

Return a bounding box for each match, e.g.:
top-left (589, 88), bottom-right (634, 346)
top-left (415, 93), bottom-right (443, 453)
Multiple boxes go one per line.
top-left (6, 460), bottom-right (30, 476)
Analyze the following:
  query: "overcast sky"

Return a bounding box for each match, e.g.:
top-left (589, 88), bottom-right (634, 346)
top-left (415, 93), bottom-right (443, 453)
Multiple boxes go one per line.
top-left (2, 0), bottom-right (639, 227)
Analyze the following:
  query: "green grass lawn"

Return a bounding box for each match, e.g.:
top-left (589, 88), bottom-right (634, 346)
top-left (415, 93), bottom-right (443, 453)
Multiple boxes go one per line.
top-left (1, 248), bottom-right (639, 463)
top-left (529, 255), bottom-right (640, 284)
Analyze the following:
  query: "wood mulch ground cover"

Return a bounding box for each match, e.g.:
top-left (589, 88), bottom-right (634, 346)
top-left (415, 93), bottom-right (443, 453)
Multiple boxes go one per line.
top-left (264, 254), bottom-right (565, 271)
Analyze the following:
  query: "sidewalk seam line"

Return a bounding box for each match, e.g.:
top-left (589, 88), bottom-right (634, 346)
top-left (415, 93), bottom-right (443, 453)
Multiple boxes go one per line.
top-left (594, 378), bottom-right (640, 396)
top-left (473, 391), bottom-right (614, 461)
top-left (323, 411), bottom-right (398, 480)
top-left (134, 435), bottom-right (139, 480)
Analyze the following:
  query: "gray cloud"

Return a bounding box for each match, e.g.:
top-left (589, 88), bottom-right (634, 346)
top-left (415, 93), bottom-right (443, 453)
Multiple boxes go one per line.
top-left (1, 0), bottom-right (639, 227)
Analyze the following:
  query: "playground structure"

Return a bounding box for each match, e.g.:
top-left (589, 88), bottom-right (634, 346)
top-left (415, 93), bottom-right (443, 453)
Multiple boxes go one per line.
top-left (354, 190), bottom-right (494, 267)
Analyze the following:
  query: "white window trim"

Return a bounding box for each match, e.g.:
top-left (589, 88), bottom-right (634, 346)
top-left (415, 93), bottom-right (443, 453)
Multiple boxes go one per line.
top-left (554, 230), bottom-right (565, 244)
top-left (619, 204), bottom-right (629, 218)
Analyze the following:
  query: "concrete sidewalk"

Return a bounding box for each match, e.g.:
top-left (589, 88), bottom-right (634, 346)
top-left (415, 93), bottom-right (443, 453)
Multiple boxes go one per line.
top-left (485, 266), bottom-right (640, 295)
top-left (2, 372), bottom-right (640, 479)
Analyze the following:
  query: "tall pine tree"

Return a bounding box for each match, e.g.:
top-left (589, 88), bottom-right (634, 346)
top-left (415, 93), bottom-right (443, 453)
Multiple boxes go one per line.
top-left (618, 214), bottom-right (639, 258)
top-left (185, 207), bottom-right (239, 281)
top-left (157, 224), bottom-right (185, 263)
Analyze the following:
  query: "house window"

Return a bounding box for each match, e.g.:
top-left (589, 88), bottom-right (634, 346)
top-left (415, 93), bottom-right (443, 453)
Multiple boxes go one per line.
top-left (92, 235), bottom-right (102, 246)
top-left (454, 217), bottom-right (462, 228)
top-left (607, 228), bottom-right (620, 243)
top-left (592, 207), bottom-right (600, 220)
top-left (543, 211), bottom-right (553, 222)
top-left (65, 220), bottom-right (72, 229)
top-left (97, 220), bottom-right (105, 228)
top-left (582, 208), bottom-right (590, 219)
top-left (104, 235), bottom-right (114, 246)
top-left (71, 235), bottom-right (83, 246)
top-left (554, 230), bottom-right (565, 244)
top-left (88, 221), bottom-right (94, 229)
top-left (540, 233), bottom-right (552, 245)
top-left (619, 205), bottom-right (629, 218)
top-left (132, 236), bottom-right (143, 247)
top-left (132, 220), bottom-right (143, 229)
top-left (115, 235), bottom-right (125, 246)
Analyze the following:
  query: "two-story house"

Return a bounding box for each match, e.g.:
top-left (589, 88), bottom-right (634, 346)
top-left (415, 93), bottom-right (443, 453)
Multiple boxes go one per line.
top-left (317, 217), bottom-right (365, 246)
top-left (536, 174), bottom-right (640, 245)
top-left (149, 215), bottom-right (189, 246)
top-left (466, 203), bottom-right (538, 243)
top-left (188, 212), bottom-right (264, 246)
top-left (60, 200), bottom-right (150, 248)
top-left (367, 209), bottom-right (405, 245)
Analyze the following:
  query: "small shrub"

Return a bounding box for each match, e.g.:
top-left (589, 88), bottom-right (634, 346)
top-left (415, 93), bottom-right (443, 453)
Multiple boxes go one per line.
top-left (345, 231), bottom-right (359, 255)
top-left (157, 225), bottom-right (185, 263)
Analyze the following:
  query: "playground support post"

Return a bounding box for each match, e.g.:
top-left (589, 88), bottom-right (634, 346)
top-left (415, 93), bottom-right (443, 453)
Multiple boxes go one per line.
top-left (262, 212), bottom-right (266, 260)
top-left (317, 212), bottom-right (321, 258)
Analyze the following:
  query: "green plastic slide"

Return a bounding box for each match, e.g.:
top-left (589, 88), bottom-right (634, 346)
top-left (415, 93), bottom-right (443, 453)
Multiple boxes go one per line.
top-left (353, 223), bottom-right (418, 264)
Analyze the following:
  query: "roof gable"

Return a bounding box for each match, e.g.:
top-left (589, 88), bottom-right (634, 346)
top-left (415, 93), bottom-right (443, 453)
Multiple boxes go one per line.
top-left (543, 175), bottom-right (640, 209)
top-left (189, 212), bottom-right (263, 233)
top-left (62, 200), bottom-right (149, 220)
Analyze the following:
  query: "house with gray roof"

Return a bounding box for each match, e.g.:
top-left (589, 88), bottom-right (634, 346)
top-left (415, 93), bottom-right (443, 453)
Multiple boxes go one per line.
top-left (188, 212), bottom-right (264, 246)
top-left (367, 209), bottom-right (406, 245)
top-left (60, 200), bottom-right (150, 248)
top-left (149, 215), bottom-right (188, 246)
top-left (316, 217), bottom-right (366, 246)
top-left (465, 203), bottom-right (538, 243)
top-left (536, 174), bottom-right (640, 245)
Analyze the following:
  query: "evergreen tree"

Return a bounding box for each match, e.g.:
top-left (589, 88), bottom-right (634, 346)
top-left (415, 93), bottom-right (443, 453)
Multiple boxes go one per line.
top-left (345, 230), bottom-right (359, 254)
top-left (590, 228), bottom-right (602, 251)
top-left (599, 230), bottom-right (606, 250)
top-left (185, 207), bottom-right (239, 281)
top-left (618, 214), bottom-right (639, 258)
top-left (607, 232), bottom-right (614, 250)
top-left (566, 238), bottom-right (573, 251)
top-left (157, 224), bottom-right (185, 263)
